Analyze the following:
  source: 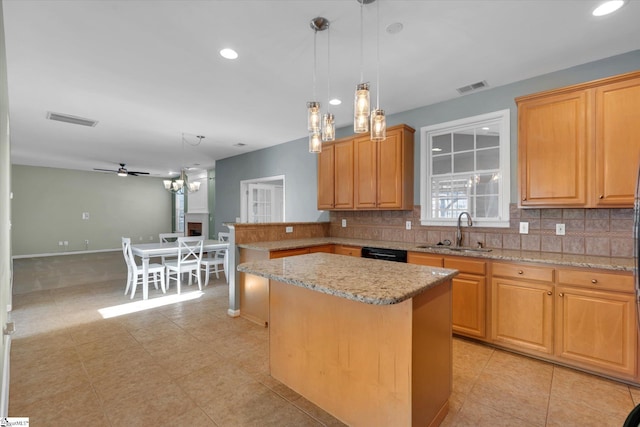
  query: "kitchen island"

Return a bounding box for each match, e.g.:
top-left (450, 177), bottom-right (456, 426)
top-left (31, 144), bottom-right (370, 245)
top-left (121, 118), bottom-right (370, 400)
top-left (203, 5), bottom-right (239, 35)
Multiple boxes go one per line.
top-left (237, 252), bottom-right (458, 427)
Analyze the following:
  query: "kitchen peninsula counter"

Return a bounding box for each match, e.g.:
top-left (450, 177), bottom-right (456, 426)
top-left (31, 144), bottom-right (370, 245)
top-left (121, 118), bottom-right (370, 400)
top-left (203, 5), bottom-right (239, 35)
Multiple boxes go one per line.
top-left (238, 252), bottom-right (457, 427)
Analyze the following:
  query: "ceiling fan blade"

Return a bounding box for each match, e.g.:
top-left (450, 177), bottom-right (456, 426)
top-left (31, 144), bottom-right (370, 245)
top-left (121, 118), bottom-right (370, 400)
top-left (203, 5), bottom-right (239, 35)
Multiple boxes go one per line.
top-left (93, 168), bottom-right (118, 173)
top-left (128, 171), bottom-right (150, 176)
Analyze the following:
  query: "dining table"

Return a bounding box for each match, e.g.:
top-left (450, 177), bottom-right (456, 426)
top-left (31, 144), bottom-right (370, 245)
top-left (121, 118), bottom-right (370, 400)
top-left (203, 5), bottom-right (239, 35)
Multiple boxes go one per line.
top-left (130, 239), bottom-right (229, 300)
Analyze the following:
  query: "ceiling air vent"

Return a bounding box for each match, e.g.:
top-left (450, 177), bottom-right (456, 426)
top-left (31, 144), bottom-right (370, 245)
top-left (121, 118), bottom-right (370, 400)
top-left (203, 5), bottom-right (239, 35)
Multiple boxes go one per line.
top-left (456, 80), bottom-right (489, 95)
top-left (46, 111), bottom-right (98, 127)
top-left (233, 143), bottom-right (247, 147)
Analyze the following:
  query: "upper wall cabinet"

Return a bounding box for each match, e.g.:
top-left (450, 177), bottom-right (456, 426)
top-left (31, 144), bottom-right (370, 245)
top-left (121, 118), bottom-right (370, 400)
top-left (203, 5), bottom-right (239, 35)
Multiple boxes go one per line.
top-left (317, 124), bottom-right (414, 211)
top-left (517, 71), bottom-right (640, 208)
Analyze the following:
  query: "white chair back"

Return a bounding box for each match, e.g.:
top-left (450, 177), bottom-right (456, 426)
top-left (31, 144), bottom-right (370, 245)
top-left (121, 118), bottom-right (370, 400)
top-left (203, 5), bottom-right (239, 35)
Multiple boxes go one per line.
top-left (121, 237), bottom-right (133, 268)
top-left (159, 232), bottom-right (182, 243)
top-left (218, 232), bottom-right (230, 242)
top-left (177, 236), bottom-right (204, 266)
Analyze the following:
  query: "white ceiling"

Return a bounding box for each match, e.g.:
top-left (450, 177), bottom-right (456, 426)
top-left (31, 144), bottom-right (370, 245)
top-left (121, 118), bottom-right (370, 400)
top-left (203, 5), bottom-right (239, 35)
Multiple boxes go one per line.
top-left (3, 0), bottom-right (640, 178)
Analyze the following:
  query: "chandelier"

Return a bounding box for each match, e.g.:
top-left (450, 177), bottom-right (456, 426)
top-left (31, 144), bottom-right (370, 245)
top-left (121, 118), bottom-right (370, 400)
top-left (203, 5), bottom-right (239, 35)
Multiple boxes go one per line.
top-left (163, 134), bottom-right (204, 194)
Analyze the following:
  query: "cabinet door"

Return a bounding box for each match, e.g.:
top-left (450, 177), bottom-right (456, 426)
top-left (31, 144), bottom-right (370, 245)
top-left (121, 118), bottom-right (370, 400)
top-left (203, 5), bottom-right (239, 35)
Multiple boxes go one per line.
top-left (334, 140), bottom-right (355, 209)
top-left (317, 143), bottom-right (335, 209)
top-left (595, 76), bottom-right (640, 207)
top-left (377, 129), bottom-right (405, 209)
top-left (407, 252), bottom-right (443, 267)
top-left (354, 136), bottom-right (377, 208)
top-left (518, 90), bottom-right (590, 206)
top-left (556, 286), bottom-right (636, 377)
top-left (491, 277), bottom-right (554, 354)
top-left (452, 273), bottom-right (486, 338)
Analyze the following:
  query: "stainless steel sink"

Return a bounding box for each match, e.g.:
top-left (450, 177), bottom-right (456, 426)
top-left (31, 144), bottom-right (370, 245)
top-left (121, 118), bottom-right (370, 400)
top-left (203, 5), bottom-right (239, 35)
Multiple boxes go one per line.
top-left (415, 245), bottom-right (492, 253)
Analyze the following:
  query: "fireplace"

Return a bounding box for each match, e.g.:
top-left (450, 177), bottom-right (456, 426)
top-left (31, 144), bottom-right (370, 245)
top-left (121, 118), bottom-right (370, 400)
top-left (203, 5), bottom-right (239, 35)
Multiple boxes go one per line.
top-left (187, 222), bottom-right (202, 237)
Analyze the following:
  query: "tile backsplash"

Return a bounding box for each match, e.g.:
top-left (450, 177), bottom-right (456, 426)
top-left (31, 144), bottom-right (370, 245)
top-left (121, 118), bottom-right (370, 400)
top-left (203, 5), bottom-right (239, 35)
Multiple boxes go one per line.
top-left (329, 204), bottom-right (634, 258)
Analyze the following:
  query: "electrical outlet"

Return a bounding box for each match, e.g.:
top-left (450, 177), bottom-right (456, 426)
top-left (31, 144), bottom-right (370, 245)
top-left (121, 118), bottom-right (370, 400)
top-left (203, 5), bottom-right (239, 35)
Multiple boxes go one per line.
top-left (341, 219), bottom-right (347, 228)
top-left (63, 241), bottom-right (69, 246)
top-left (405, 221), bottom-right (412, 230)
top-left (85, 239), bottom-right (89, 245)
top-left (82, 212), bottom-right (90, 220)
top-left (519, 222), bottom-right (529, 234)
top-left (285, 226), bottom-right (293, 233)
top-left (58, 241), bottom-right (63, 246)
top-left (556, 223), bottom-right (566, 236)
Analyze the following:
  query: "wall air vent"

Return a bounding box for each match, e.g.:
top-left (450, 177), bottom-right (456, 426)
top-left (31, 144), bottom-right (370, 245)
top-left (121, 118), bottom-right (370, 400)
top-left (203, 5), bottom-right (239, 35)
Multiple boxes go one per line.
top-left (46, 111), bottom-right (98, 127)
top-left (456, 80), bottom-right (489, 95)
top-left (233, 143), bottom-right (247, 147)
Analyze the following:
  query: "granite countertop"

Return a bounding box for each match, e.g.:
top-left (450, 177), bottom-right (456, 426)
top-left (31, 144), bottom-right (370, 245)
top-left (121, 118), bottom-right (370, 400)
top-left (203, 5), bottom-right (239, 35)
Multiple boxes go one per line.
top-left (237, 237), bottom-right (635, 272)
top-left (237, 252), bottom-right (457, 305)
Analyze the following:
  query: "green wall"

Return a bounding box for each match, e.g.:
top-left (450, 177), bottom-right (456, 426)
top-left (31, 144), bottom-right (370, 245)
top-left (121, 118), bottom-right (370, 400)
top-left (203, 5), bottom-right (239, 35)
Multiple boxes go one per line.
top-left (11, 165), bottom-right (172, 256)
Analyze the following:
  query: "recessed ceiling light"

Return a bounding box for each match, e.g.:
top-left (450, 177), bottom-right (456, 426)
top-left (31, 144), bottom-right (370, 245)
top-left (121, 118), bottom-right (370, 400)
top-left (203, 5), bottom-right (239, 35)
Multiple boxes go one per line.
top-left (592, 0), bottom-right (625, 16)
top-left (329, 98), bottom-right (342, 106)
top-left (482, 127), bottom-right (490, 130)
top-left (220, 48), bottom-right (238, 60)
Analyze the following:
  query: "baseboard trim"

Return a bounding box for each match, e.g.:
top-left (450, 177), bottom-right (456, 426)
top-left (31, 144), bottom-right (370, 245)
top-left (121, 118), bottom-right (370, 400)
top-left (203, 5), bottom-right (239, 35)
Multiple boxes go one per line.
top-left (12, 248), bottom-right (119, 259)
top-left (227, 309), bottom-right (240, 317)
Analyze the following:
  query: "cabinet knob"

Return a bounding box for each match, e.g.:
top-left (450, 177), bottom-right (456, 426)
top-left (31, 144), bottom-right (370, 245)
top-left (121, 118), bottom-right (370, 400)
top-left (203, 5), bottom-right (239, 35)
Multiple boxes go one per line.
top-left (591, 279), bottom-right (598, 284)
top-left (522, 197), bottom-right (527, 201)
top-left (599, 195), bottom-right (604, 199)
top-left (547, 291), bottom-right (552, 296)
top-left (518, 270), bottom-right (524, 275)
top-left (559, 292), bottom-right (564, 297)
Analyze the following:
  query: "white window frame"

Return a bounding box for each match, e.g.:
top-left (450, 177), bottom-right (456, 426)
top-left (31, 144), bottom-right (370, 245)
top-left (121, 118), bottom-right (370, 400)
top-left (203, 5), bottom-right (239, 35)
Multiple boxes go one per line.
top-left (240, 175), bottom-right (286, 223)
top-left (420, 109), bottom-right (510, 227)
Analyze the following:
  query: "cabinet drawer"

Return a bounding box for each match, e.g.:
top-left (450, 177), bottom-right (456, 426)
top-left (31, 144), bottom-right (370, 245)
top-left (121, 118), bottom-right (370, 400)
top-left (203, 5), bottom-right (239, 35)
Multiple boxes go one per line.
top-left (407, 252), bottom-right (443, 267)
top-left (492, 262), bottom-right (554, 282)
top-left (270, 248), bottom-right (311, 259)
top-left (334, 245), bottom-right (362, 257)
top-left (557, 269), bottom-right (634, 293)
top-left (309, 244), bottom-right (334, 254)
top-left (445, 257), bottom-right (486, 275)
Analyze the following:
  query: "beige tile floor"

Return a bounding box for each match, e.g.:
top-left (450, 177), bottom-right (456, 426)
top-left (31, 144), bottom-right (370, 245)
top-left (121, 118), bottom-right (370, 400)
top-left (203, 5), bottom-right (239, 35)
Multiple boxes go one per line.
top-left (8, 260), bottom-right (640, 426)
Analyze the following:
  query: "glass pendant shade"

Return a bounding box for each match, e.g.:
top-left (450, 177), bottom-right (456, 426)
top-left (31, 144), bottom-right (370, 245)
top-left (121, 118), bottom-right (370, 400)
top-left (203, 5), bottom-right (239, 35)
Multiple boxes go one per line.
top-left (371, 109), bottom-right (386, 141)
top-left (307, 101), bottom-right (321, 132)
top-left (354, 83), bottom-right (370, 133)
top-left (322, 113), bottom-right (335, 142)
top-left (309, 131), bottom-right (322, 153)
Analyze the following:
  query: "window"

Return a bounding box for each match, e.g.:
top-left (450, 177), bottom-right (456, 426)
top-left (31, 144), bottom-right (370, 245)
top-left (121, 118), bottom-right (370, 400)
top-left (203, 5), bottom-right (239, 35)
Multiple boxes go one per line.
top-left (240, 175), bottom-right (285, 223)
top-left (420, 109), bottom-right (510, 227)
top-left (175, 192), bottom-right (184, 232)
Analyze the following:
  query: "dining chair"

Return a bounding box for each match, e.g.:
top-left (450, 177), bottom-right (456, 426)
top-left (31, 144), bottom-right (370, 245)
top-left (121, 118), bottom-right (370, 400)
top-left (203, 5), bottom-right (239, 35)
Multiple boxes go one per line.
top-left (201, 232), bottom-right (230, 285)
top-left (164, 236), bottom-right (204, 294)
top-left (121, 237), bottom-right (166, 299)
top-left (158, 232), bottom-right (182, 263)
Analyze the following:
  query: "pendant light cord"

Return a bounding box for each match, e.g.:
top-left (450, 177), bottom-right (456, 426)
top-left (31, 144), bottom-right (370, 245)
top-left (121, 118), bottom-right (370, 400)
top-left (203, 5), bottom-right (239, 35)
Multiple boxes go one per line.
top-left (313, 29), bottom-right (318, 101)
top-left (360, 1), bottom-right (364, 84)
top-left (376, 0), bottom-right (380, 109)
top-left (327, 25), bottom-right (331, 113)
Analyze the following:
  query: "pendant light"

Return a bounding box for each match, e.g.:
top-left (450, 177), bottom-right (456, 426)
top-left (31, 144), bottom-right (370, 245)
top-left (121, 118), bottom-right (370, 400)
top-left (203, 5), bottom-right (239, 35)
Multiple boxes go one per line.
top-left (308, 17), bottom-right (329, 153)
top-left (322, 21), bottom-right (335, 142)
top-left (354, 0), bottom-right (373, 133)
top-left (370, 0), bottom-right (386, 141)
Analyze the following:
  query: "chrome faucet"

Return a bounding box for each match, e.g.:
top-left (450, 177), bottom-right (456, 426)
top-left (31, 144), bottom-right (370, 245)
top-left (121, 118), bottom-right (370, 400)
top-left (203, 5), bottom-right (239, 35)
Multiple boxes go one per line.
top-left (456, 212), bottom-right (473, 247)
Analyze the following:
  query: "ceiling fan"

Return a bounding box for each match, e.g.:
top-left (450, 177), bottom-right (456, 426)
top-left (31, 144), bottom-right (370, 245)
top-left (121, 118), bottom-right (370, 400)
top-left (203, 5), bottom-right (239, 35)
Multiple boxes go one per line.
top-left (93, 163), bottom-right (150, 177)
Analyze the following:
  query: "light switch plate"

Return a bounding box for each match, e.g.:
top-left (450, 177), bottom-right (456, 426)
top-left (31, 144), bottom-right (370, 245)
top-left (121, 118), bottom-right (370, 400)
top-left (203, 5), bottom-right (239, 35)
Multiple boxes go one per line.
top-left (341, 219), bottom-right (347, 228)
top-left (519, 222), bottom-right (529, 234)
top-left (406, 221), bottom-right (412, 230)
top-left (285, 226), bottom-right (293, 233)
top-left (556, 223), bottom-right (566, 236)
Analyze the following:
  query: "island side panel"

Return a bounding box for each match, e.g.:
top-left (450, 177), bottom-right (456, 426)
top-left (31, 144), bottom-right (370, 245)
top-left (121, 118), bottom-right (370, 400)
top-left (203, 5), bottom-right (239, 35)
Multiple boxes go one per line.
top-left (411, 280), bottom-right (452, 427)
top-left (239, 249), bottom-right (270, 326)
top-left (269, 279), bottom-right (452, 427)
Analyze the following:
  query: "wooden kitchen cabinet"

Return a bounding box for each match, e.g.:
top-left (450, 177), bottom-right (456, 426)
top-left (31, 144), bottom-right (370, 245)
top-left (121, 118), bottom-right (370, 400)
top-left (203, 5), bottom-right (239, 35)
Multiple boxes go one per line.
top-left (270, 247), bottom-right (311, 259)
top-left (317, 139), bottom-right (354, 210)
top-left (408, 252), bottom-right (487, 339)
top-left (517, 70), bottom-right (640, 208)
top-left (317, 124), bottom-right (414, 211)
top-left (354, 125), bottom-right (415, 210)
top-left (445, 257), bottom-right (487, 339)
top-left (491, 262), bottom-right (555, 355)
top-left (555, 268), bottom-right (636, 378)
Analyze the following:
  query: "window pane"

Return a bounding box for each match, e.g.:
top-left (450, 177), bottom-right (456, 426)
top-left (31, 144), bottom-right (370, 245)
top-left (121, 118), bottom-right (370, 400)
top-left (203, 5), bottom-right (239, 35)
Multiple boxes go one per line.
top-left (432, 154), bottom-right (451, 175)
top-left (454, 151), bottom-right (474, 173)
top-left (477, 134), bottom-right (499, 149)
top-left (476, 195), bottom-right (499, 218)
top-left (477, 147), bottom-right (500, 170)
top-left (475, 173), bottom-right (500, 196)
top-left (453, 133), bottom-right (474, 152)
top-left (432, 134), bottom-right (451, 154)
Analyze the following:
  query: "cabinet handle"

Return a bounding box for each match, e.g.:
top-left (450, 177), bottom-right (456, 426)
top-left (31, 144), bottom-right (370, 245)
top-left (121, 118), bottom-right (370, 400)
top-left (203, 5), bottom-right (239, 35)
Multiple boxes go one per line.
top-left (546, 291), bottom-right (552, 296)
top-left (517, 270), bottom-right (524, 275)
top-left (559, 292), bottom-right (564, 297)
top-left (591, 279), bottom-right (598, 284)
top-left (522, 197), bottom-right (527, 201)
top-left (599, 195), bottom-right (604, 199)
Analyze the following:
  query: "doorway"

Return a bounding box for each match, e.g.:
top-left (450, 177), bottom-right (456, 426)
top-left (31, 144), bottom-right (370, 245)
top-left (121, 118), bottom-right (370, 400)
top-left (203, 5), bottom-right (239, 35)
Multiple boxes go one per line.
top-left (240, 175), bottom-right (285, 223)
